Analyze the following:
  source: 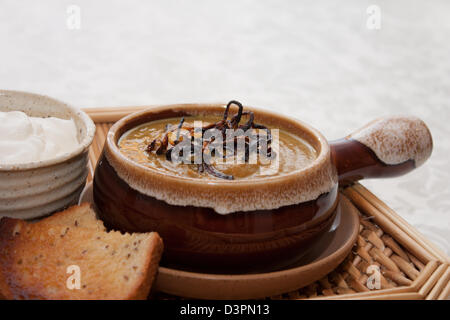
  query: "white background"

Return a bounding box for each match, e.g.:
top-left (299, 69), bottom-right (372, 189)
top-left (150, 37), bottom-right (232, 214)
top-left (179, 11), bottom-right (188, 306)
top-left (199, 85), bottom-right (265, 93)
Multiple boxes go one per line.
top-left (1, 0), bottom-right (448, 254)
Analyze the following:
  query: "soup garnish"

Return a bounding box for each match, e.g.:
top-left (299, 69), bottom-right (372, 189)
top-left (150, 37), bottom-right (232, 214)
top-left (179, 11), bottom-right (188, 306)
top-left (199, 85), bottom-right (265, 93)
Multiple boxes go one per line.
top-left (146, 101), bottom-right (274, 180)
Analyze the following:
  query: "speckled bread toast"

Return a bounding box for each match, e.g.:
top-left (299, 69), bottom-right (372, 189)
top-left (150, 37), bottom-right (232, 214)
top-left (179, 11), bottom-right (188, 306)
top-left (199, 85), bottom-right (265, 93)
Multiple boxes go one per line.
top-left (35, 203), bottom-right (106, 230)
top-left (0, 204), bottom-right (163, 300)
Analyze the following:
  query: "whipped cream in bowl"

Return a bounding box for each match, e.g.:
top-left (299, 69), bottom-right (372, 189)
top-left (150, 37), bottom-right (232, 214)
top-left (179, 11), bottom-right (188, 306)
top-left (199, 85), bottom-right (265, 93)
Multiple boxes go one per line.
top-left (0, 111), bottom-right (80, 165)
top-left (0, 90), bottom-right (95, 219)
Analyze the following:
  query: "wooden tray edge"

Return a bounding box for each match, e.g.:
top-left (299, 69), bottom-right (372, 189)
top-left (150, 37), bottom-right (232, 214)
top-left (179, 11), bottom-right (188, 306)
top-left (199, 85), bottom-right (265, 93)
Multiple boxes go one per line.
top-left (352, 184), bottom-right (449, 263)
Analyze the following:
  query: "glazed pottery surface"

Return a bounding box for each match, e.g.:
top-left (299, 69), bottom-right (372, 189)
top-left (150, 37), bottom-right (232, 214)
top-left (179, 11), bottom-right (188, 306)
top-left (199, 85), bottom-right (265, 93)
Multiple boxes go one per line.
top-left (94, 104), bottom-right (337, 272)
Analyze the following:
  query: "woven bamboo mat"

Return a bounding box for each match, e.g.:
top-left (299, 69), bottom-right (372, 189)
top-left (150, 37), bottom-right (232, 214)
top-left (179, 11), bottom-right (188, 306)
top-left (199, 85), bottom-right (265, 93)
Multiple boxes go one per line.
top-left (83, 107), bottom-right (449, 300)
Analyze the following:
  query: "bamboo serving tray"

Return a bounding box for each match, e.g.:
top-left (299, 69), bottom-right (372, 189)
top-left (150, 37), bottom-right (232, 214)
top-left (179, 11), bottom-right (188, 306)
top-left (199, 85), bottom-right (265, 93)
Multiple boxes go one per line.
top-left (83, 106), bottom-right (450, 300)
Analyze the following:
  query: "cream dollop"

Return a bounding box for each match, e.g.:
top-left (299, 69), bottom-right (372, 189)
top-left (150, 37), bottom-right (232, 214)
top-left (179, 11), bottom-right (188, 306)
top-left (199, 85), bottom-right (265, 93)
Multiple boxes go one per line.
top-left (0, 111), bottom-right (79, 164)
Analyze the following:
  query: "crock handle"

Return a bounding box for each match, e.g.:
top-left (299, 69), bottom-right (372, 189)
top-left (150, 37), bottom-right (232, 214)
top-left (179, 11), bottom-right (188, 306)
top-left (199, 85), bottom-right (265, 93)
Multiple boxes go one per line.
top-left (330, 116), bottom-right (433, 185)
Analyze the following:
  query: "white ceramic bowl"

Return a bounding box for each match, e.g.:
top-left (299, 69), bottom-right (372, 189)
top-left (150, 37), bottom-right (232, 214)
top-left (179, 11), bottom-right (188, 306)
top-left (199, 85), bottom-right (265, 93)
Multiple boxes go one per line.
top-left (0, 90), bottom-right (95, 219)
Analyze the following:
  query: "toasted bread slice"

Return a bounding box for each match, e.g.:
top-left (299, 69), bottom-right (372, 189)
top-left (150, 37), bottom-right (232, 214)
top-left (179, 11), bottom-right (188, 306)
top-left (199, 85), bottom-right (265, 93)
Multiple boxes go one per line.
top-left (0, 206), bottom-right (163, 300)
top-left (35, 203), bottom-right (105, 230)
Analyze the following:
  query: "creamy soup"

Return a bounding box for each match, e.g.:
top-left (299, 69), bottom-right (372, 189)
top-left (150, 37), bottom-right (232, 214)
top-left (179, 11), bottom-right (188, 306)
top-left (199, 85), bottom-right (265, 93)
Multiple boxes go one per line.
top-left (119, 116), bottom-right (317, 180)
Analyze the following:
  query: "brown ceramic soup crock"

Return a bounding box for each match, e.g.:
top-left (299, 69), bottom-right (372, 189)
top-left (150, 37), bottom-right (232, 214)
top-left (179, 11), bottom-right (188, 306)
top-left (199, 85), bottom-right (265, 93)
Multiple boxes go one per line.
top-left (93, 103), bottom-right (432, 273)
